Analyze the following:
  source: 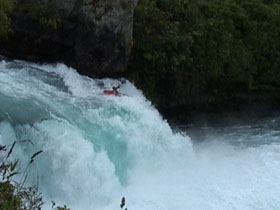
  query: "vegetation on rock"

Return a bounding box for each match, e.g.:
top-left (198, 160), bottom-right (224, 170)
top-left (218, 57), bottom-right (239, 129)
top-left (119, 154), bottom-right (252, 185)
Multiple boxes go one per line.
top-left (128, 0), bottom-right (280, 113)
top-left (0, 0), bottom-right (137, 76)
top-left (13, 0), bottom-right (63, 32)
top-left (0, 0), bottom-right (14, 38)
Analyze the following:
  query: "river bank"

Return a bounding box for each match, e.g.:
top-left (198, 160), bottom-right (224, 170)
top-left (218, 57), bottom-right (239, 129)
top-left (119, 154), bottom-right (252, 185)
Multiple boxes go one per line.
top-left (161, 99), bottom-right (280, 127)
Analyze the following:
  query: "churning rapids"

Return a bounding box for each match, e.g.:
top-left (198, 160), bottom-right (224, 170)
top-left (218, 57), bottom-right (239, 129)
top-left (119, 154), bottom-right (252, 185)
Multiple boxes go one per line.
top-left (0, 60), bottom-right (280, 210)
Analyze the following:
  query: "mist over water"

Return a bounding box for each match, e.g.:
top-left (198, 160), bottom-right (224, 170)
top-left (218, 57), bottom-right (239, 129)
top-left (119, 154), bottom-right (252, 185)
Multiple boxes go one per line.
top-left (0, 60), bottom-right (279, 210)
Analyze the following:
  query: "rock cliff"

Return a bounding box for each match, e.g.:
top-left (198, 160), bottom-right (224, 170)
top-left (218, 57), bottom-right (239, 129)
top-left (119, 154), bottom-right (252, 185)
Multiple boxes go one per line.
top-left (0, 0), bottom-right (138, 77)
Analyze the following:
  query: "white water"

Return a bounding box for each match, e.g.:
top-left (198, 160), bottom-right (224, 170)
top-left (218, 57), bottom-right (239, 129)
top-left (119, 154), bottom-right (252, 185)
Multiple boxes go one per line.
top-left (0, 60), bottom-right (279, 210)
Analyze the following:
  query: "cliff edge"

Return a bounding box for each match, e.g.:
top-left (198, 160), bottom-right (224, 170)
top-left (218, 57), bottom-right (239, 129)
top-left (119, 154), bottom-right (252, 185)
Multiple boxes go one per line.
top-left (0, 0), bottom-right (138, 77)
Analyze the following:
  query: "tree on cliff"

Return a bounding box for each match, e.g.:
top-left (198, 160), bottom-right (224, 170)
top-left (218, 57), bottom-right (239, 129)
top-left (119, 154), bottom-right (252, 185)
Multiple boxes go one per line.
top-left (129, 0), bottom-right (280, 112)
top-left (0, 0), bottom-right (13, 37)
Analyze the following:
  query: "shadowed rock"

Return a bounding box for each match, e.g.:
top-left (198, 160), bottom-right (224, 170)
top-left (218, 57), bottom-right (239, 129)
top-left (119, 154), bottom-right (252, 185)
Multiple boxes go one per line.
top-left (0, 0), bottom-right (138, 77)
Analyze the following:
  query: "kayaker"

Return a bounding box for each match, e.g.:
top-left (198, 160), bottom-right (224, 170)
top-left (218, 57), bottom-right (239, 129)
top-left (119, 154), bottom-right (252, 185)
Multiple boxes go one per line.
top-left (112, 85), bottom-right (120, 94)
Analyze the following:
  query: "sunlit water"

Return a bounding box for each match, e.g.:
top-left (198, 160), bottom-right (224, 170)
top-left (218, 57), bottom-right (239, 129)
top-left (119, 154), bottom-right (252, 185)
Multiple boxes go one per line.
top-left (0, 60), bottom-right (279, 210)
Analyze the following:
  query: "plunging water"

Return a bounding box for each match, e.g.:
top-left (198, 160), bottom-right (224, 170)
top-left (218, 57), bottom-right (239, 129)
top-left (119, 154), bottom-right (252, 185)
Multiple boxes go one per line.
top-left (0, 60), bottom-right (279, 210)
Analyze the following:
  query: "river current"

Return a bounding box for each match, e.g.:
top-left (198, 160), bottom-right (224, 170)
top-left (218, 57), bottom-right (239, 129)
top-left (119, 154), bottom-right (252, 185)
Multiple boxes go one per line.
top-left (0, 60), bottom-right (279, 210)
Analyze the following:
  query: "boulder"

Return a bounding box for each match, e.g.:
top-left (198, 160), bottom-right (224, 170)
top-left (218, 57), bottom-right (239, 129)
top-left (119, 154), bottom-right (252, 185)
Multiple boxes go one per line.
top-left (0, 0), bottom-right (138, 77)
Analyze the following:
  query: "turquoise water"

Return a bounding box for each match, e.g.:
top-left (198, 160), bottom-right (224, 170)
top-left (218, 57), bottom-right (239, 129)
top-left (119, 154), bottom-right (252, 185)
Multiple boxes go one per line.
top-left (0, 60), bottom-right (279, 210)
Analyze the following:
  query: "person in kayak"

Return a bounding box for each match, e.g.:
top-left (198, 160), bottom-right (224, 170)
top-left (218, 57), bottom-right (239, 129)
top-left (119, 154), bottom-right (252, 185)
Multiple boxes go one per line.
top-left (112, 85), bottom-right (120, 94)
top-left (103, 84), bottom-right (122, 95)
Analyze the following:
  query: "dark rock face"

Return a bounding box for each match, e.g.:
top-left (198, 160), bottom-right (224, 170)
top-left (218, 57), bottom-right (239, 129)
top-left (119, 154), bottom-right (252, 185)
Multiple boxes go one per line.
top-left (0, 0), bottom-right (138, 77)
top-left (73, 24), bottom-right (127, 76)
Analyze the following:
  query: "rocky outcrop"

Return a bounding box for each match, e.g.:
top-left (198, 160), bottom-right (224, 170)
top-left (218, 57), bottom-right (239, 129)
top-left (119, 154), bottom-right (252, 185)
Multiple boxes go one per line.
top-left (0, 0), bottom-right (138, 77)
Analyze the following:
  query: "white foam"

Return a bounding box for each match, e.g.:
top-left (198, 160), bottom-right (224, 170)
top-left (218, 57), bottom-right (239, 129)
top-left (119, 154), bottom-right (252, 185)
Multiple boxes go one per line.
top-left (0, 60), bottom-right (280, 210)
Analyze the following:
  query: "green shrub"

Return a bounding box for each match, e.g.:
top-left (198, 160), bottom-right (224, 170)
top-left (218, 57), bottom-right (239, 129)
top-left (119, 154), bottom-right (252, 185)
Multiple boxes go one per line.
top-left (0, 181), bottom-right (22, 210)
top-left (14, 0), bottom-right (63, 31)
top-left (0, 0), bottom-right (14, 38)
top-left (128, 0), bottom-right (280, 110)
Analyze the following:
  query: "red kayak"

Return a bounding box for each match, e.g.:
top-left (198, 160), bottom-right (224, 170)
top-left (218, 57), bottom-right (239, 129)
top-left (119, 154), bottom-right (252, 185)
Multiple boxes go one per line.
top-left (103, 90), bottom-right (119, 95)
